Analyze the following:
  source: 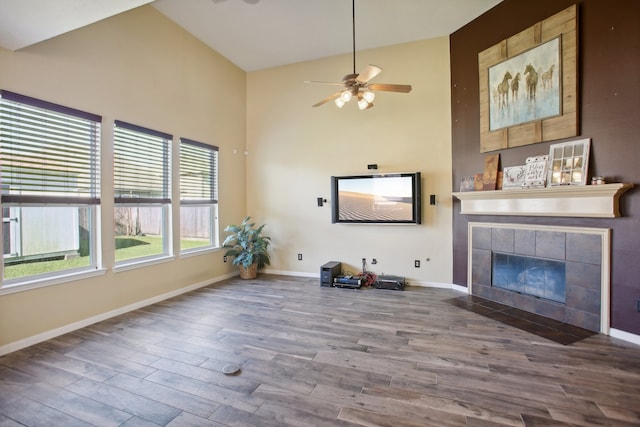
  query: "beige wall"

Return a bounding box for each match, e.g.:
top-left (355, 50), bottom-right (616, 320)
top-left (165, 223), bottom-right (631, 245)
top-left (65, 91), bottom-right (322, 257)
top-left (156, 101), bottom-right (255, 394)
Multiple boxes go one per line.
top-left (0, 6), bottom-right (246, 349)
top-left (0, 8), bottom-right (454, 351)
top-left (246, 38), bottom-right (453, 284)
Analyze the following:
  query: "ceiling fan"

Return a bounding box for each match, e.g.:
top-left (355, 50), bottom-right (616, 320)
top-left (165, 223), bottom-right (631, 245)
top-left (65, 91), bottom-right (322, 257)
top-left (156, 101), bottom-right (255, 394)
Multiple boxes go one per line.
top-left (305, 0), bottom-right (412, 110)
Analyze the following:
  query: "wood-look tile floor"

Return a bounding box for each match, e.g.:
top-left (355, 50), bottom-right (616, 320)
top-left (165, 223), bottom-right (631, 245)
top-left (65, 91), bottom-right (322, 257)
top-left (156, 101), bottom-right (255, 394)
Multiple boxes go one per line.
top-left (1, 275), bottom-right (640, 426)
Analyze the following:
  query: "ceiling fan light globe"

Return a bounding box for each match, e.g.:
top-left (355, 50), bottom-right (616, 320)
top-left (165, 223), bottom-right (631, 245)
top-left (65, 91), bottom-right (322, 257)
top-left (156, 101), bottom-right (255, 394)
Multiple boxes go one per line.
top-left (335, 98), bottom-right (346, 108)
top-left (340, 90), bottom-right (352, 102)
top-left (362, 91), bottom-right (375, 103)
top-left (357, 99), bottom-right (370, 110)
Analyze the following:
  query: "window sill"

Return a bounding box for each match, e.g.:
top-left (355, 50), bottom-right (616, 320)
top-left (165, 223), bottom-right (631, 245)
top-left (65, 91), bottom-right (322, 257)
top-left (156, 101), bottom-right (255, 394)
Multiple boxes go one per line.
top-left (113, 255), bottom-right (176, 273)
top-left (0, 268), bottom-right (108, 296)
top-left (180, 246), bottom-right (220, 259)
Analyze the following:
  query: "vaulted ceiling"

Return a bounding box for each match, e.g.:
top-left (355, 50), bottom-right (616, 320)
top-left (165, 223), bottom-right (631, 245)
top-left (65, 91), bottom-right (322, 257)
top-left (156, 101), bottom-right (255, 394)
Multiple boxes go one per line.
top-left (0, 0), bottom-right (502, 72)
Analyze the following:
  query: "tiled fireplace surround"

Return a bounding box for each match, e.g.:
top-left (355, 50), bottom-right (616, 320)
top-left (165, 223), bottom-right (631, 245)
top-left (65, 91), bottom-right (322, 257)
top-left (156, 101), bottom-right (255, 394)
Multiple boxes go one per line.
top-left (469, 223), bottom-right (610, 332)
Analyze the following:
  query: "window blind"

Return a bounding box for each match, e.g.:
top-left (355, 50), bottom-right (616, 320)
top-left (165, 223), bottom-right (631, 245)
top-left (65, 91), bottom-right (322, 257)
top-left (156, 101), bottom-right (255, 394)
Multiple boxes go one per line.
top-left (0, 90), bottom-right (101, 205)
top-left (114, 120), bottom-right (171, 204)
top-left (180, 138), bottom-right (218, 204)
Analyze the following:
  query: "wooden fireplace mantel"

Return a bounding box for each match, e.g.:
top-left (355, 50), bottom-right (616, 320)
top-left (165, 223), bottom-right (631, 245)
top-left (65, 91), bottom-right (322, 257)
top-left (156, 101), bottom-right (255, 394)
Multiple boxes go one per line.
top-left (452, 183), bottom-right (634, 218)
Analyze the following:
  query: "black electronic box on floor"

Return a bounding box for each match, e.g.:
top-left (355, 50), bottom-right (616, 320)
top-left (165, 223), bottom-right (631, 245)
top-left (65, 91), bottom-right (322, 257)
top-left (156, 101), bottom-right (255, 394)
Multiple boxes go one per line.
top-left (334, 275), bottom-right (362, 288)
top-left (320, 261), bottom-right (341, 287)
top-left (373, 275), bottom-right (405, 290)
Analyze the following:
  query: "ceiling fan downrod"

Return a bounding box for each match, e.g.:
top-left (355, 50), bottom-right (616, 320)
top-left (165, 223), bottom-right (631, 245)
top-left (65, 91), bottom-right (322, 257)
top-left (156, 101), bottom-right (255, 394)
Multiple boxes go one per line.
top-left (351, 0), bottom-right (356, 75)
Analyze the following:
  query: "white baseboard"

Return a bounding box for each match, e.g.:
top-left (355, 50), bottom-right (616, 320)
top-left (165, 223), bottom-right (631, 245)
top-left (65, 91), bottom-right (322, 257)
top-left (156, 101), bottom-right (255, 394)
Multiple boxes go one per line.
top-left (450, 283), bottom-right (468, 293)
top-left (262, 271), bottom-right (467, 292)
top-left (263, 269), bottom-right (318, 278)
top-left (264, 270), bottom-right (469, 294)
top-left (609, 328), bottom-right (640, 346)
top-left (408, 281), bottom-right (466, 292)
top-left (0, 272), bottom-right (237, 357)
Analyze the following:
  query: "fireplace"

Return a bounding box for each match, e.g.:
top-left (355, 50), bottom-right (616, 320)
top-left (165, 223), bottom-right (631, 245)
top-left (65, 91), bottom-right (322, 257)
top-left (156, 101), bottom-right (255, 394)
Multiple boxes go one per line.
top-left (468, 223), bottom-right (610, 333)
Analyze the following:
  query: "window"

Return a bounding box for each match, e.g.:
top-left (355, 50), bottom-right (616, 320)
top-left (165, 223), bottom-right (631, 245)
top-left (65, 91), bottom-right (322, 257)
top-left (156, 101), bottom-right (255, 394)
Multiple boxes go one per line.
top-left (179, 138), bottom-right (219, 252)
top-left (0, 90), bottom-right (101, 286)
top-left (113, 121), bottom-right (171, 264)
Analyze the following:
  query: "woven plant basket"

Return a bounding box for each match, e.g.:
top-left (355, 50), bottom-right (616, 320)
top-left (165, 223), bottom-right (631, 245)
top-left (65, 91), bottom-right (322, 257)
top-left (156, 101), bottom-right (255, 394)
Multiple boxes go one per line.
top-left (239, 263), bottom-right (258, 280)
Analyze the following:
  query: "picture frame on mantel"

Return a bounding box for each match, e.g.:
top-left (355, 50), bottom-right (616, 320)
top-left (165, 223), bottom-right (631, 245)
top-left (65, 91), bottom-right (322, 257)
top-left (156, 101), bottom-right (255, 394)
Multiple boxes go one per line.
top-left (547, 138), bottom-right (590, 186)
top-left (478, 5), bottom-right (578, 153)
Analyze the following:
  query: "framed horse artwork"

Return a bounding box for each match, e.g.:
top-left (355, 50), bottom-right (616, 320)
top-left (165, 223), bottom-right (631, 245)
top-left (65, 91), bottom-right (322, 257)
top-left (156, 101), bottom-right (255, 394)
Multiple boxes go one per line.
top-left (478, 5), bottom-right (578, 153)
top-left (488, 37), bottom-right (561, 132)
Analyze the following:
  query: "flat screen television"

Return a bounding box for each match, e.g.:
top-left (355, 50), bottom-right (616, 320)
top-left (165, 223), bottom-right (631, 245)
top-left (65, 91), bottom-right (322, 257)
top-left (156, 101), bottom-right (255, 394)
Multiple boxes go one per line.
top-left (331, 172), bottom-right (421, 224)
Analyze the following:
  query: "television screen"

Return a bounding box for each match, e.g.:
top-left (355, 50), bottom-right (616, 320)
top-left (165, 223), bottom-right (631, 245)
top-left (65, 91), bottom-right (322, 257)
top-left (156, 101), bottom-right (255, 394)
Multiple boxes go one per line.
top-left (331, 172), bottom-right (421, 224)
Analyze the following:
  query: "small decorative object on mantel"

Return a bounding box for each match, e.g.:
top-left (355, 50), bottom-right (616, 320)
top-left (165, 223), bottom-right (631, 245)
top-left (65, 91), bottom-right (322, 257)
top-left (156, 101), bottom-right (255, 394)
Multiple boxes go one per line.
top-left (522, 155), bottom-right (548, 188)
top-left (496, 171), bottom-right (503, 190)
top-left (459, 176), bottom-right (476, 192)
top-left (474, 173), bottom-right (484, 191)
top-left (547, 138), bottom-right (590, 186)
top-left (502, 165), bottom-right (527, 189)
top-left (482, 153), bottom-right (500, 190)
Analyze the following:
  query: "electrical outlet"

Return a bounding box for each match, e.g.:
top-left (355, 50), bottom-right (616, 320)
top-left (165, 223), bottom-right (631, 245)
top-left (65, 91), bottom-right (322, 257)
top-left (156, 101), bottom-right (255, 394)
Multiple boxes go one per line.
top-left (223, 256), bottom-right (227, 263)
top-left (414, 260), bottom-right (420, 268)
top-left (298, 253), bottom-right (303, 261)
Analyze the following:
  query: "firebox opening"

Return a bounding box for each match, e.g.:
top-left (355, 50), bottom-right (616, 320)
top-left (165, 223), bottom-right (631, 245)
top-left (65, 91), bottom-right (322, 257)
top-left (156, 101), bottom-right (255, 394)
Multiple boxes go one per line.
top-left (492, 252), bottom-right (566, 304)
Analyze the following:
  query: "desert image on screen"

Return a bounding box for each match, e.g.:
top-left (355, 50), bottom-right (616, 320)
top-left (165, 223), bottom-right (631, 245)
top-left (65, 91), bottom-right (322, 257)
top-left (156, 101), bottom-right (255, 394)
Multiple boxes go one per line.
top-left (338, 176), bottom-right (413, 222)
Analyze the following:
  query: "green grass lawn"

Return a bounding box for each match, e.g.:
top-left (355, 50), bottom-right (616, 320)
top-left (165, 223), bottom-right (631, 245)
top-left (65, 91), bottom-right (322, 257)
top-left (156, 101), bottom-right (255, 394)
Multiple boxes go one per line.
top-left (115, 235), bottom-right (163, 261)
top-left (4, 235), bottom-right (211, 280)
top-left (180, 238), bottom-right (211, 250)
top-left (4, 256), bottom-right (90, 279)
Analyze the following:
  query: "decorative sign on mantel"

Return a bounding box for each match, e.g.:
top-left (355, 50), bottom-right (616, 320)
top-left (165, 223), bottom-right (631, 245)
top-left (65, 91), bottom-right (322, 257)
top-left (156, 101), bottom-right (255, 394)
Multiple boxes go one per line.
top-left (522, 155), bottom-right (548, 188)
top-left (502, 165), bottom-right (526, 189)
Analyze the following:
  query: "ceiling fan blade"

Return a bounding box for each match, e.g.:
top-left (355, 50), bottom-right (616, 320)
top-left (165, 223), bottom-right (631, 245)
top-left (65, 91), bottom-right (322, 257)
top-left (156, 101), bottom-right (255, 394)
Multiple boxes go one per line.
top-left (312, 92), bottom-right (342, 107)
top-left (356, 65), bottom-right (382, 84)
top-left (304, 80), bottom-right (344, 87)
top-left (367, 83), bottom-right (412, 93)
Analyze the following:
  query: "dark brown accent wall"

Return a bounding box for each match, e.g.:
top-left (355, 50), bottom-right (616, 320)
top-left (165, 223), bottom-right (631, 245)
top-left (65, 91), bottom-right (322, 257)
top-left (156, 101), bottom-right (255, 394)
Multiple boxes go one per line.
top-left (450, 0), bottom-right (640, 335)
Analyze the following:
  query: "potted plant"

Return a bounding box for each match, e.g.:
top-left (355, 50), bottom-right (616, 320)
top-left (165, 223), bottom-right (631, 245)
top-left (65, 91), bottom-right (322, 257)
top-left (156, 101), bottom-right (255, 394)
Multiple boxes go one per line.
top-left (222, 216), bottom-right (271, 279)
